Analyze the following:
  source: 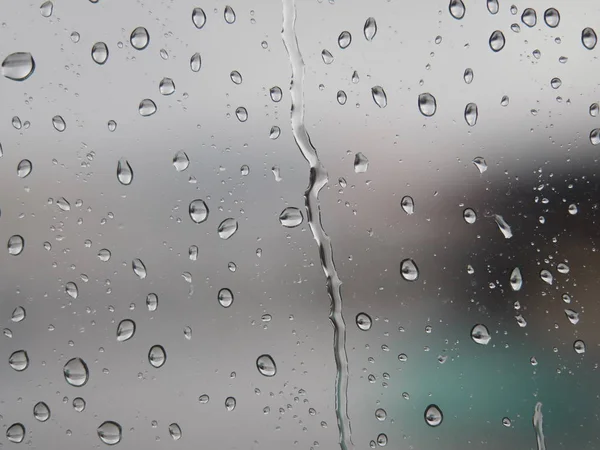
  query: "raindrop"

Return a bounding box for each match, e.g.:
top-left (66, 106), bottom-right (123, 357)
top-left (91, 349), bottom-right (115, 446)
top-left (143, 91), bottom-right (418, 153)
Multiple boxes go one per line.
top-left (463, 208), bottom-right (476, 224)
top-left (375, 408), bottom-right (387, 421)
top-left (117, 158), bottom-right (133, 185)
top-left (256, 354), bottom-right (277, 377)
top-left (199, 394), bottom-right (209, 404)
top-left (589, 103), bottom-right (598, 117)
top-left (464, 103), bottom-right (478, 126)
top-left (218, 218), bottom-right (238, 239)
top-left (97, 421), bottom-right (122, 445)
top-left (225, 397), bottom-right (236, 411)
top-left (132, 258), bottom-right (147, 279)
top-left (354, 152), bottom-right (369, 173)
top-left (6, 424), bottom-right (25, 443)
top-left (172, 151), bottom-right (189, 171)
top-left (279, 207), bottom-right (303, 228)
top-left (511, 23), bottom-right (521, 33)
top-left (184, 326), bottom-right (192, 340)
top-left (564, 309), bottom-right (579, 325)
top-left (17, 159), bottom-right (32, 178)
top-left (540, 269), bottom-right (553, 285)
top-left (582, 27), bottom-right (597, 50)
top-left (138, 99), bottom-right (157, 116)
top-left (338, 31), bottom-right (352, 49)
top-left (471, 324), bottom-right (491, 345)
top-left (494, 214), bottom-right (512, 239)
top-left (71, 31), bottom-right (80, 42)
top-left (364, 17), bottom-right (377, 41)
top-left (64, 357), bottom-right (89, 386)
top-left (550, 77), bottom-right (562, 89)
top-left (73, 397), bottom-right (86, 412)
top-left (240, 165), bottom-right (249, 176)
top-left (521, 8), bottom-right (537, 27)
top-left (472, 156), bottom-right (487, 173)
top-left (91, 42), bottom-right (109, 64)
top-left (449, 0), bottom-right (465, 19)
top-left (269, 126), bottom-right (280, 139)
top-left (489, 30), bottom-right (505, 52)
top-left (502, 417), bottom-right (512, 427)
top-left (463, 68), bottom-right (473, 84)
top-left (169, 423), bottom-right (182, 440)
top-left (40, 1), bottom-right (53, 17)
top-left (352, 71), bottom-right (360, 83)
top-left (146, 293), bottom-right (158, 311)
top-left (98, 249), bottom-right (111, 261)
top-left (148, 345), bottom-right (166, 368)
top-left (562, 293), bottom-right (572, 304)
top-left (9, 350), bottom-right (28, 371)
top-left (401, 196), bottom-right (414, 215)
top-left (57, 197), bottom-right (70, 211)
top-left (190, 52), bottom-right (201, 72)
top-left (487, 0), bottom-right (499, 14)
top-left (11, 306), bottom-right (25, 323)
top-left (12, 116), bottom-right (22, 129)
top-left (52, 115), bottom-right (66, 132)
top-left (159, 77), bottom-right (175, 95)
top-left (8, 235), bottom-right (24, 255)
top-left (2, 52), bottom-right (35, 81)
top-left (116, 319), bottom-right (136, 342)
top-left (501, 95), bottom-right (510, 106)
top-left (235, 107), bottom-right (248, 122)
top-left (224, 5), bottom-right (236, 23)
top-left (108, 120), bottom-right (117, 131)
top-left (269, 86), bottom-right (282, 102)
top-left (130, 27), bottom-right (149, 50)
top-left (230, 70), bottom-right (242, 84)
top-left (65, 281), bottom-right (78, 299)
top-left (400, 259), bottom-right (419, 281)
top-left (337, 90), bottom-right (347, 105)
top-left (510, 267), bottom-right (523, 291)
top-left (218, 288), bottom-right (234, 308)
top-left (356, 313), bottom-right (372, 331)
top-left (371, 86), bottom-right (387, 108)
top-left (33, 402), bottom-right (50, 421)
top-left (544, 8), bottom-right (560, 28)
top-left (590, 128), bottom-right (600, 145)
top-left (425, 405), bottom-right (443, 427)
top-left (192, 8), bottom-right (206, 29)
top-left (573, 340), bottom-right (586, 354)
top-left (418, 93), bottom-right (437, 116)
top-left (377, 434), bottom-right (388, 446)
top-left (189, 245), bottom-right (198, 261)
top-left (321, 49), bottom-right (334, 64)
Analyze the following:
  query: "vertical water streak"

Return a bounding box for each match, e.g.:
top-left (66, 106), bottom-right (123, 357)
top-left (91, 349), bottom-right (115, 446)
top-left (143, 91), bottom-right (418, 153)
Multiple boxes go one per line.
top-left (281, 1), bottom-right (353, 449)
top-left (533, 402), bottom-right (546, 450)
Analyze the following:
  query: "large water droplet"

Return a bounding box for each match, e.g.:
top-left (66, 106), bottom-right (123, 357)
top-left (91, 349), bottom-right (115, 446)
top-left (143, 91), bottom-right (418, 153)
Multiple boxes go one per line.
top-left (190, 52), bottom-right (201, 72)
top-left (11, 306), bottom-right (25, 323)
top-left (521, 8), bottom-right (537, 27)
top-left (256, 354), bottom-right (276, 377)
top-left (463, 68), bottom-right (473, 84)
top-left (116, 158), bottom-right (133, 186)
top-left (8, 235), bottom-right (24, 255)
top-left (91, 42), bottom-right (109, 64)
top-left (17, 159), bottom-right (32, 178)
top-left (356, 313), bottom-right (372, 331)
top-left (401, 196), bottom-right (414, 215)
top-left (187, 199), bottom-right (208, 224)
top-left (97, 421), bottom-right (122, 445)
top-left (449, 0), bottom-right (465, 19)
top-left (148, 345), bottom-right (166, 368)
top-left (138, 99), bottom-right (157, 116)
top-left (544, 8), bottom-right (560, 28)
top-left (9, 350), bottom-right (29, 371)
top-left (510, 267), bottom-right (523, 291)
top-left (73, 397), bottom-right (86, 412)
top-left (279, 207), bottom-right (303, 227)
top-left (218, 218), bottom-right (238, 239)
top-left (550, 77), bottom-right (562, 89)
top-left (471, 324), bottom-right (491, 345)
top-left (130, 27), bottom-right (149, 50)
top-left (225, 397), bottom-right (236, 411)
top-left (489, 30), bottom-right (506, 52)
top-left (52, 115), bottom-right (66, 132)
top-left (338, 31), bottom-right (352, 49)
top-left (2, 52), bottom-right (35, 81)
top-left (269, 126), bottom-right (280, 139)
top-left (132, 258), bottom-right (147, 279)
top-left (192, 7), bottom-right (206, 29)
top-left (321, 49), bottom-right (334, 64)
top-left (472, 156), bottom-right (487, 173)
top-left (218, 288), bottom-right (234, 308)
top-left (463, 208), bottom-right (477, 224)
top-left (57, 197), bottom-right (70, 211)
top-left (169, 423), bottom-right (182, 440)
top-left (6, 423), bottom-right (25, 443)
top-left (540, 269), bottom-right (553, 285)
top-left (590, 103), bottom-right (599, 117)
top-left (364, 17), bottom-right (377, 41)
top-left (224, 5), bottom-right (236, 23)
top-left (464, 103), bottom-right (478, 126)
top-left (494, 214), bottom-right (512, 239)
top-left (418, 93), bottom-right (437, 116)
top-left (64, 357), bottom-right (89, 386)
top-left (487, 0), bottom-right (499, 14)
top-left (40, 1), bottom-right (53, 17)
top-left (146, 293), bottom-right (158, 311)
top-left (400, 259), bottom-right (419, 281)
top-left (235, 106), bottom-right (248, 122)
top-left (116, 319), bottom-right (136, 342)
top-left (33, 401), bottom-right (50, 422)
top-left (65, 281), bottom-right (78, 299)
top-left (337, 90), bottom-right (347, 105)
top-left (159, 77), bottom-right (175, 95)
top-left (354, 152), bottom-right (369, 173)
top-left (371, 86), bottom-right (387, 108)
top-left (565, 309), bottom-right (579, 325)
top-left (425, 405), bottom-right (443, 427)
top-left (269, 86), bottom-right (282, 102)
top-left (573, 339), bottom-right (586, 354)
top-left (230, 70), bottom-right (242, 84)
top-left (172, 151), bottom-right (189, 171)
top-left (590, 128), bottom-right (600, 145)
top-left (582, 27), bottom-right (597, 49)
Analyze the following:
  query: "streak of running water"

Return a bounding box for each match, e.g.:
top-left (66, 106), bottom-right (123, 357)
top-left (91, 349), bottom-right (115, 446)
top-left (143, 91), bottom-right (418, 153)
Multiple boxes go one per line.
top-left (533, 402), bottom-right (546, 450)
top-left (281, 1), bottom-right (353, 449)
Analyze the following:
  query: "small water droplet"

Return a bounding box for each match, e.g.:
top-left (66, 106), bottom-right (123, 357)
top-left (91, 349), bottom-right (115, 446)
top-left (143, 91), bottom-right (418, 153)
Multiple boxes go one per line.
top-left (148, 345), bottom-right (166, 368)
top-left (190, 52), bottom-right (201, 72)
top-left (73, 397), bottom-right (86, 412)
top-left (256, 354), bottom-right (277, 377)
top-left (337, 90), bottom-right (347, 105)
top-left (192, 8), bottom-right (206, 29)
top-left (371, 86), bottom-right (387, 108)
top-left (589, 103), bottom-right (599, 117)
top-left (98, 249), bottom-right (111, 262)
top-left (356, 313), bottom-right (372, 331)
top-left (146, 293), bottom-right (158, 311)
top-left (590, 128), bottom-right (600, 145)
top-left (521, 8), bottom-right (537, 27)
top-left (6, 423), bottom-right (25, 443)
top-left (108, 120), bottom-right (117, 131)
top-left (91, 42), bottom-right (109, 64)
top-left (97, 421), bottom-right (122, 445)
top-left (9, 350), bottom-right (28, 371)
top-left (494, 214), bottom-right (512, 239)
top-left (352, 71), bottom-right (360, 83)
top-left (550, 77), bottom-right (562, 89)
top-left (225, 397), bottom-right (236, 411)
top-left (562, 293), bottom-right (571, 304)
top-left (33, 401), bottom-right (50, 421)
top-left (230, 70), bottom-right (242, 84)
top-left (502, 417), bottom-right (512, 427)
top-left (17, 159), bottom-right (32, 178)
top-left (463, 68), bottom-right (473, 84)
top-left (472, 156), bottom-right (487, 173)
top-left (159, 77), bottom-right (175, 95)
top-left (377, 433), bottom-right (388, 446)
top-left (51, 115), bottom-right (67, 132)
top-left (117, 158), bottom-right (133, 185)
top-left (171, 151), bottom-right (190, 172)
top-left (218, 218), bottom-right (238, 239)
top-left (132, 258), bottom-right (147, 279)
top-left (138, 98), bottom-right (157, 116)
top-left (66, 281), bottom-right (78, 299)
top-left (489, 30), bottom-right (506, 52)
top-left (418, 93), bottom-right (437, 116)
top-left (168, 423), bottom-right (182, 440)
top-left (573, 339), bottom-right (586, 354)
top-left (338, 31), bottom-right (352, 49)
top-left (425, 404), bottom-right (443, 427)
top-left (183, 326), bottom-right (192, 340)
top-left (279, 207), bottom-right (303, 228)
top-left (321, 49), bottom-right (334, 64)
top-left (540, 269), bottom-right (553, 285)
top-left (269, 86), bottom-right (282, 102)
top-left (224, 5), bottom-right (236, 23)
top-left (218, 288), bottom-right (234, 308)
top-left (116, 319), bottom-right (136, 342)
top-left (501, 95), bottom-right (510, 106)
top-left (401, 196), bottom-right (414, 215)
top-left (487, 0), bottom-right (499, 14)
top-left (11, 306), bottom-right (25, 323)
top-left (510, 267), bottom-right (523, 291)
top-left (544, 8), bottom-right (560, 28)
top-left (582, 27), bottom-right (597, 50)
top-left (364, 17), bottom-right (377, 41)
top-left (235, 107), bottom-right (248, 122)
top-left (70, 31), bottom-right (80, 43)
top-left (8, 235), bottom-right (24, 255)
top-left (189, 245), bottom-right (198, 261)
top-left (354, 152), bottom-right (369, 173)
top-left (40, 1), bottom-right (53, 17)
top-left (400, 259), bottom-right (419, 281)
top-left (64, 357), bottom-right (89, 386)
top-left (269, 126), bottom-right (281, 139)
top-left (564, 308), bottom-right (579, 325)
top-left (57, 197), bottom-right (70, 211)
top-left (511, 23), bottom-right (521, 33)
top-left (463, 208), bottom-right (476, 224)
top-left (130, 27), bottom-right (149, 50)
top-left (199, 394), bottom-right (209, 404)
top-left (471, 324), bottom-right (491, 345)
top-left (2, 52), bottom-right (35, 81)
top-left (449, 0), bottom-right (466, 19)
top-left (464, 103), bottom-right (478, 126)
top-left (375, 408), bottom-right (387, 421)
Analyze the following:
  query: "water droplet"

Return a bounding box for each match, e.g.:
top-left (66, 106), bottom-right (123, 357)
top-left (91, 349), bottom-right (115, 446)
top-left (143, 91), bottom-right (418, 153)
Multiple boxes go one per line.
top-left (57, 197), bottom-right (70, 211)
top-left (240, 165), bottom-right (250, 176)
top-left (230, 70), bottom-right (242, 84)
top-left (91, 42), bottom-right (109, 64)
top-left (225, 397), bottom-right (236, 411)
top-left (418, 93), bottom-right (437, 116)
top-left (559, 56), bottom-right (568, 64)
top-left (235, 106), bottom-right (248, 122)
top-left (550, 77), bottom-right (562, 89)
top-left (375, 408), bottom-right (387, 421)
top-left (425, 404), bottom-right (443, 427)
top-left (471, 324), bottom-right (491, 345)
top-left (401, 196), bottom-right (414, 215)
top-left (582, 27), bottom-right (597, 50)
top-left (173, 151), bottom-right (189, 171)
top-left (70, 31), bottom-right (80, 43)
top-left (116, 319), bottom-right (136, 342)
top-left (494, 215), bottom-right (513, 239)
top-left (533, 49), bottom-right (541, 59)
top-left (159, 77), bottom-right (175, 95)
top-left (64, 357), bottom-right (89, 386)
top-left (487, 0), bottom-right (499, 14)
top-left (167, 423), bottom-right (182, 441)
top-left (33, 401), bottom-right (50, 421)
top-left (544, 8), bottom-right (560, 28)
top-left (564, 308), bottom-right (579, 325)
top-left (6, 423), bottom-right (25, 443)
top-left (589, 103), bottom-right (598, 117)
top-left (8, 235), bottom-right (24, 255)
top-left (510, 267), bottom-right (523, 291)
top-left (224, 5), bottom-right (236, 23)
top-left (146, 293), bottom-right (158, 311)
top-left (97, 421), bottom-right (122, 445)
top-left (562, 293), bottom-right (572, 304)
top-left (40, 0), bottom-right (53, 16)
top-left (573, 339), bottom-right (586, 354)
top-left (190, 52), bottom-right (201, 72)
top-left (521, 8), bottom-right (537, 27)
top-left (183, 326), bottom-right (192, 340)
top-left (501, 95), bottom-right (510, 106)
top-left (12, 116), bottom-right (22, 129)
top-left (132, 258), bottom-right (147, 279)
top-left (189, 245), bottom-right (198, 261)
top-left (489, 30), bottom-right (505, 52)
top-left (2, 52), bottom-right (35, 81)
top-left (51, 115), bottom-right (67, 132)
top-left (269, 86), bottom-right (282, 102)
top-left (130, 27), bottom-right (149, 50)
top-left (269, 126), bottom-right (280, 139)
top-left (337, 90), bottom-right (347, 105)
top-left (199, 394), bottom-right (209, 404)
top-left (354, 152), bottom-right (369, 173)
top-left (502, 417), bottom-right (512, 427)
top-left (17, 159), bottom-right (32, 178)
top-left (117, 158), bottom-right (133, 185)
top-left (590, 128), bottom-right (600, 145)
top-left (218, 288), bottom-right (234, 308)
top-left (510, 5), bottom-right (518, 14)
top-left (463, 68), bottom-right (473, 84)
top-left (108, 120), bottom-right (117, 131)
top-left (9, 350), bottom-right (29, 371)
top-left (400, 259), bottom-right (419, 281)
top-left (449, 0), bottom-right (465, 19)
top-left (192, 7), bottom-right (206, 29)
top-left (66, 281), bottom-right (78, 299)
top-left (463, 208), bottom-right (476, 224)
top-left (511, 23), bottom-right (521, 33)
top-left (352, 71), bottom-right (360, 83)
top-left (256, 354), bottom-right (277, 377)
top-left (338, 31), bottom-right (352, 49)
top-left (138, 99), bottom-right (157, 116)
top-left (73, 397), bottom-right (86, 412)
top-left (356, 313), bottom-right (372, 331)
top-left (377, 433), bottom-right (388, 446)
top-left (464, 103), bottom-right (478, 126)
top-left (540, 269), bottom-right (553, 285)
top-left (371, 86), bottom-right (387, 108)
top-left (11, 306), bottom-right (25, 323)
top-left (279, 207), bottom-right (303, 227)
top-left (148, 345), bottom-right (166, 368)
top-left (364, 17), bottom-right (377, 41)
top-left (218, 218), bottom-right (238, 239)
top-left (321, 49), bottom-right (334, 64)
top-left (472, 156), bottom-right (487, 173)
